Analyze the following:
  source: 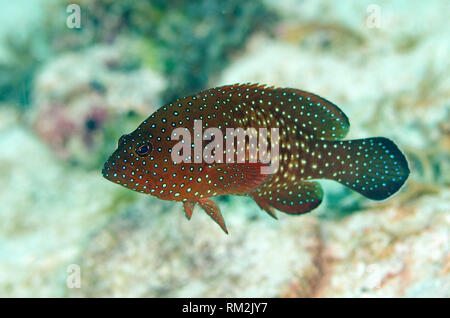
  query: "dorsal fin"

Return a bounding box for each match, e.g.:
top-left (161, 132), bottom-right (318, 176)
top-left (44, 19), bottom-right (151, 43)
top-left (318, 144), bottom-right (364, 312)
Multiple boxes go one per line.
top-left (272, 87), bottom-right (350, 140)
top-left (206, 83), bottom-right (350, 140)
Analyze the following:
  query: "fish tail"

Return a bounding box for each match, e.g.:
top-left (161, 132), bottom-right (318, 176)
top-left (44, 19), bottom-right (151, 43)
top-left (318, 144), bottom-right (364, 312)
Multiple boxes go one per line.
top-left (308, 137), bottom-right (410, 200)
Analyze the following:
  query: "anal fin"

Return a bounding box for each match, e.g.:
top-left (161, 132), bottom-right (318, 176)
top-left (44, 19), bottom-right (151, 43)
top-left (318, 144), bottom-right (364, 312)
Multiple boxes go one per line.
top-left (251, 181), bottom-right (323, 215)
top-left (253, 197), bottom-right (278, 219)
top-left (198, 198), bottom-right (228, 234)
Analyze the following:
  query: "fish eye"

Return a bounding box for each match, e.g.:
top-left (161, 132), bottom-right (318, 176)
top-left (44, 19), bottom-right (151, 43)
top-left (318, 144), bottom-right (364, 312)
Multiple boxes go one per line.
top-left (135, 143), bottom-right (152, 157)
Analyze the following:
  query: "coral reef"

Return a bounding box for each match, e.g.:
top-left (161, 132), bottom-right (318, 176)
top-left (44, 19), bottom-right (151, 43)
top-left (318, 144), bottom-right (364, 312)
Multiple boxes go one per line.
top-left (315, 191), bottom-right (450, 297)
top-left (64, 189), bottom-right (449, 297)
top-left (68, 199), bottom-right (321, 297)
top-left (0, 107), bottom-right (140, 297)
top-left (31, 40), bottom-right (166, 168)
top-left (48, 0), bottom-right (278, 102)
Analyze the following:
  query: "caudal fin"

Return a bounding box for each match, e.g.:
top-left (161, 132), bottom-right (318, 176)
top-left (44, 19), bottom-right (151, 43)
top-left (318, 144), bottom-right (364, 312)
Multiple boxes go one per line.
top-left (311, 137), bottom-right (410, 200)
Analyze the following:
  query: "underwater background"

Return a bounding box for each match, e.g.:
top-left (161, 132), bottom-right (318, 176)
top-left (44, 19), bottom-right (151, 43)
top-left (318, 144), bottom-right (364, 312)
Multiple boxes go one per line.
top-left (0, 0), bottom-right (448, 297)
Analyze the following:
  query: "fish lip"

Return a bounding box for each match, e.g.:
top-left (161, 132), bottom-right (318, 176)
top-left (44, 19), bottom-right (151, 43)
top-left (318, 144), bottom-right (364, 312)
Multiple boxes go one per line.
top-left (102, 158), bottom-right (115, 180)
top-left (101, 165), bottom-right (107, 178)
top-left (101, 164), bottom-right (109, 179)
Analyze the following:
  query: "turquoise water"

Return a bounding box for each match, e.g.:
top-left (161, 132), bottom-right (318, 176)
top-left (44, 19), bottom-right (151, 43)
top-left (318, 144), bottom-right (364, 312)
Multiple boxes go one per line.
top-left (0, 0), bottom-right (448, 297)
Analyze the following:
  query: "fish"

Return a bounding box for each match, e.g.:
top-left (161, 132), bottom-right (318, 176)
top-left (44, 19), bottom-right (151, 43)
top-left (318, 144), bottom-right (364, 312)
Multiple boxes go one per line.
top-left (102, 83), bottom-right (410, 234)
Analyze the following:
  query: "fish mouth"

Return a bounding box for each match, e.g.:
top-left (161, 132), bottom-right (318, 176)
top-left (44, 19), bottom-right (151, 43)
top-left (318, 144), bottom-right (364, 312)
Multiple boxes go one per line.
top-left (102, 162), bottom-right (110, 180)
top-left (102, 157), bottom-right (116, 181)
top-left (102, 147), bottom-right (123, 182)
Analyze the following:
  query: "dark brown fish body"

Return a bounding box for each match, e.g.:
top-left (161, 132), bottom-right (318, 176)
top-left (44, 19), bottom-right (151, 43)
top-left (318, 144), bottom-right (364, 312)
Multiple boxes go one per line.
top-left (103, 84), bottom-right (410, 233)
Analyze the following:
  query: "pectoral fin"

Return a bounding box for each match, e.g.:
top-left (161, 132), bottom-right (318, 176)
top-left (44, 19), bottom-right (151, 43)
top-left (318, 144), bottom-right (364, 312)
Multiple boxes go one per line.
top-left (203, 163), bottom-right (271, 195)
top-left (183, 201), bottom-right (196, 220)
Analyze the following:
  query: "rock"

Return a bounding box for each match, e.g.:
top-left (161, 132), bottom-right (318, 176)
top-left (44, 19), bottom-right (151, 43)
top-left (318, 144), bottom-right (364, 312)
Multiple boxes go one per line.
top-left (68, 197), bottom-right (322, 297)
top-left (314, 190), bottom-right (450, 297)
top-left (65, 185), bottom-right (449, 297)
top-left (0, 107), bottom-right (138, 297)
